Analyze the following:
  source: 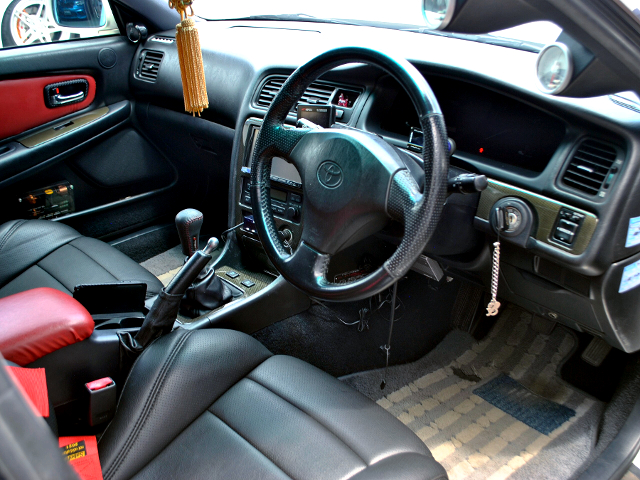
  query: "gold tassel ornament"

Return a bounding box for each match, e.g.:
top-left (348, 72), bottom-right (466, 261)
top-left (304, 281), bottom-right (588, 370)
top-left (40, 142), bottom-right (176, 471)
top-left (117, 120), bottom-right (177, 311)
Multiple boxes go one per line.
top-left (169, 0), bottom-right (209, 116)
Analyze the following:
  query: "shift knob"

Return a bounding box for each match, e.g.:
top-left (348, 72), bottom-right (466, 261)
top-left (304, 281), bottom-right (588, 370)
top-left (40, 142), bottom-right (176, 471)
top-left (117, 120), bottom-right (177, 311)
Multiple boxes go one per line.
top-left (176, 209), bottom-right (204, 257)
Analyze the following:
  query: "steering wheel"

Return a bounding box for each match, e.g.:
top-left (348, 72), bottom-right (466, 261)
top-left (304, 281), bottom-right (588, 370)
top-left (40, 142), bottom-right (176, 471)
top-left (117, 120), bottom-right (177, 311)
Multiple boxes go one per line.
top-left (250, 47), bottom-right (448, 301)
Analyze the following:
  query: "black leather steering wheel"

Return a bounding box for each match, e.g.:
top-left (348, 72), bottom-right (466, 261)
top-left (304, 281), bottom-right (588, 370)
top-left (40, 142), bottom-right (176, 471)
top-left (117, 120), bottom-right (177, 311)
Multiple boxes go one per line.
top-left (250, 47), bottom-right (449, 301)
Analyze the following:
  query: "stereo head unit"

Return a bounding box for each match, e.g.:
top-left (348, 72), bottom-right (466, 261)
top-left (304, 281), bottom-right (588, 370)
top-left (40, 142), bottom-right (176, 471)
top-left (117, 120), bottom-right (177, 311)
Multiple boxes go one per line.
top-left (240, 178), bottom-right (301, 223)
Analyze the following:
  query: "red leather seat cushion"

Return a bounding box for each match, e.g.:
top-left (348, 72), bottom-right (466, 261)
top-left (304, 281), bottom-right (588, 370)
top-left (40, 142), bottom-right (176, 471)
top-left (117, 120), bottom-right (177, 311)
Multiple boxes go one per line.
top-left (0, 288), bottom-right (94, 366)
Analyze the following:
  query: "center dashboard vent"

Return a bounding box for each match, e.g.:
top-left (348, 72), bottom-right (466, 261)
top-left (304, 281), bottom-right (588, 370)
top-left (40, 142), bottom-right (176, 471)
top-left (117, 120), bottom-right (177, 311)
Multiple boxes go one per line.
top-left (256, 75), bottom-right (351, 112)
top-left (135, 50), bottom-right (164, 83)
top-left (561, 139), bottom-right (622, 197)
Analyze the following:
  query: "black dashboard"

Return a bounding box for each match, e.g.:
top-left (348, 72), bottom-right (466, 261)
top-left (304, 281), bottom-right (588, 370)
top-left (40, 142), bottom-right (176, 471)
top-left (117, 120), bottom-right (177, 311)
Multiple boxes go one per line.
top-left (130, 20), bottom-right (640, 353)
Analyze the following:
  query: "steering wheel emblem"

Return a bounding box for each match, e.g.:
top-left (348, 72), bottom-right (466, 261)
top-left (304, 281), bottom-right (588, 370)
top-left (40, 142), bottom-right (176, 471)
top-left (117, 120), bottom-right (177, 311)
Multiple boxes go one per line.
top-left (317, 161), bottom-right (343, 188)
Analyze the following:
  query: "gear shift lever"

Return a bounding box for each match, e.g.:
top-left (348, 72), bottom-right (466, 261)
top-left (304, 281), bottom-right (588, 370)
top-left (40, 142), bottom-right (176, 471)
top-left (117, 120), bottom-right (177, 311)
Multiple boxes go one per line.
top-left (176, 209), bottom-right (204, 257)
top-left (173, 208), bottom-right (233, 318)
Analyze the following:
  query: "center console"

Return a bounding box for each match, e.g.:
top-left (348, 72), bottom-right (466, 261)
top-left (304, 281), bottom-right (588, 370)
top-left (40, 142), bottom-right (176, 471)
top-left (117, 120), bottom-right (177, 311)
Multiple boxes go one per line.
top-left (235, 118), bottom-right (304, 264)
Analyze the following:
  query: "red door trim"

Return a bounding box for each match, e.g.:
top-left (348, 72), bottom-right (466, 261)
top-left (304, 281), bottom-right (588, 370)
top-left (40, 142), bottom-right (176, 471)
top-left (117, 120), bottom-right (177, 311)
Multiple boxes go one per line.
top-left (0, 74), bottom-right (96, 140)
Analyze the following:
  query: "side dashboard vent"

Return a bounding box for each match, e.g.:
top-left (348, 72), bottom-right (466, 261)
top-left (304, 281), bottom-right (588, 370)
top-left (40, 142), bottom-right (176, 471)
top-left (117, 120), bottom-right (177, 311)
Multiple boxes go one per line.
top-left (561, 139), bottom-right (622, 196)
top-left (256, 75), bottom-right (340, 111)
top-left (135, 50), bottom-right (164, 82)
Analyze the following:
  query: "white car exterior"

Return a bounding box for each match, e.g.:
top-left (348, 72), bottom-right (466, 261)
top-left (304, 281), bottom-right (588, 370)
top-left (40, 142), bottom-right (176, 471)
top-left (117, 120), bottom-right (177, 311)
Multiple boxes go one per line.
top-left (0, 0), bottom-right (118, 48)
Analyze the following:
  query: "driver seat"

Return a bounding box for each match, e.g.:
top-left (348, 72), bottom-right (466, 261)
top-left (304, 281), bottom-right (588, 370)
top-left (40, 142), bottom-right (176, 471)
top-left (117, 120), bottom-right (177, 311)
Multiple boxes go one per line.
top-left (97, 328), bottom-right (447, 480)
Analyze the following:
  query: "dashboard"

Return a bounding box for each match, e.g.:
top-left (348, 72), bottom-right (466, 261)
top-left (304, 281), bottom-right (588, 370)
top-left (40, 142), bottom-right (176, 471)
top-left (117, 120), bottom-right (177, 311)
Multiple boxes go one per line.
top-left (130, 20), bottom-right (640, 354)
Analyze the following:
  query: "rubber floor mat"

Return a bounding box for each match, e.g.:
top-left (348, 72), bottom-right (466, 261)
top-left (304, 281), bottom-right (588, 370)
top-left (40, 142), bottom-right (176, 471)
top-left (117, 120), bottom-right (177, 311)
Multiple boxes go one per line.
top-left (473, 374), bottom-right (575, 435)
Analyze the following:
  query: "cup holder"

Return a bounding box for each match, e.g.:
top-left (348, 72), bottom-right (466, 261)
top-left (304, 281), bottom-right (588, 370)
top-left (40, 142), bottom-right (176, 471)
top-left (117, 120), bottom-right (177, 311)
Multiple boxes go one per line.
top-left (119, 317), bottom-right (144, 328)
top-left (95, 316), bottom-right (144, 330)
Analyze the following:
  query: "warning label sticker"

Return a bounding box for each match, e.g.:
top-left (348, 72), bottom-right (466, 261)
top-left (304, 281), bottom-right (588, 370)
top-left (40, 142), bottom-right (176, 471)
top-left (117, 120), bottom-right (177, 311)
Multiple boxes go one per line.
top-left (620, 259), bottom-right (640, 293)
top-left (61, 440), bottom-right (87, 462)
top-left (625, 216), bottom-right (640, 248)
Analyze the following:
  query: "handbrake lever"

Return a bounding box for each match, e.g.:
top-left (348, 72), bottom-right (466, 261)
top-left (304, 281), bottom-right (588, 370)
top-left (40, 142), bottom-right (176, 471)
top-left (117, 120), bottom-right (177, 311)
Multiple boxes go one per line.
top-left (119, 238), bottom-right (219, 357)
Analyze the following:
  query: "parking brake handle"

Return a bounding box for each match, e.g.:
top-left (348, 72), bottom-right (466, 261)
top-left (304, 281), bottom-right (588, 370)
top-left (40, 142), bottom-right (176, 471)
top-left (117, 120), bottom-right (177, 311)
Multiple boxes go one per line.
top-left (119, 238), bottom-right (219, 356)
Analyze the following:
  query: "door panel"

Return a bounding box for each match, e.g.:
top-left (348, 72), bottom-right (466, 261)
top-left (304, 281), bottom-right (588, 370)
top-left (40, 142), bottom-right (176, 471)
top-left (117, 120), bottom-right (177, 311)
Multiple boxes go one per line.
top-left (0, 35), bottom-right (184, 240)
top-left (0, 101), bottom-right (129, 183)
top-left (0, 33), bottom-right (236, 245)
top-left (0, 74), bottom-right (96, 139)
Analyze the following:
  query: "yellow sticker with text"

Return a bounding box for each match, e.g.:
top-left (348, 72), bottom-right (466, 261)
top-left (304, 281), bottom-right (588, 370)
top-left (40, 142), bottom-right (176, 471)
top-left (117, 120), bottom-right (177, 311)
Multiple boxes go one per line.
top-left (61, 440), bottom-right (87, 461)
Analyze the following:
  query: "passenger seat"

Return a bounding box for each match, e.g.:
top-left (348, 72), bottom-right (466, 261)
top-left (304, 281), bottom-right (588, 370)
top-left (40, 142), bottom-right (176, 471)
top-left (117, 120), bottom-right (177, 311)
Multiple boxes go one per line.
top-left (0, 219), bottom-right (162, 300)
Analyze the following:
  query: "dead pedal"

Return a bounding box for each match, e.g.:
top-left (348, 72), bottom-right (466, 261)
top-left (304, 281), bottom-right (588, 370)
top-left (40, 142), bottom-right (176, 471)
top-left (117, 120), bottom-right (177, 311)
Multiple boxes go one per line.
top-left (581, 336), bottom-right (612, 367)
top-left (531, 314), bottom-right (556, 335)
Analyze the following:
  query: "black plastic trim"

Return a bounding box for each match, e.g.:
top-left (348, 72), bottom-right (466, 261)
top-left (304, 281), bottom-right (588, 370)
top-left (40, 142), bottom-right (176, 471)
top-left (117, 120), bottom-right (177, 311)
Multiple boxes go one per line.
top-left (578, 395), bottom-right (640, 480)
top-left (0, 101), bottom-right (131, 188)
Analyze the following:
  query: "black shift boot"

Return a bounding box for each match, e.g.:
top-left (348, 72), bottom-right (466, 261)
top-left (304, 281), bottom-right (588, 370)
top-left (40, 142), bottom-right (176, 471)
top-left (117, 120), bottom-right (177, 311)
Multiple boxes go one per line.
top-left (180, 268), bottom-right (233, 318)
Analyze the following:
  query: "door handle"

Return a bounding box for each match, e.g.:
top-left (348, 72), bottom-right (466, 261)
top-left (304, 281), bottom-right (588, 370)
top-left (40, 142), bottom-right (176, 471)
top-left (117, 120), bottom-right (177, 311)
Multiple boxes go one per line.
top-left (53, 91), bottom-right (85, 104)
top-left (44, 79), bottom-right (89, 108)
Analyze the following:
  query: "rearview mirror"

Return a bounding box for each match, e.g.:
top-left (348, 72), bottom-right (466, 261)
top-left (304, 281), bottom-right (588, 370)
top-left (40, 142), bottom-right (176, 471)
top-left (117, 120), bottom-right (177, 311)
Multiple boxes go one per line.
top-left (52, 0), bottom-right (106, 28)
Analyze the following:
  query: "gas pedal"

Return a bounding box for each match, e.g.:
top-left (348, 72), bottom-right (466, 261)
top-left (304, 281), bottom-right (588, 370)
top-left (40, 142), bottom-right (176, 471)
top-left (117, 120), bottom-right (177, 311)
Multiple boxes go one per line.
top-left (581, 336), bottom-right (612, 367)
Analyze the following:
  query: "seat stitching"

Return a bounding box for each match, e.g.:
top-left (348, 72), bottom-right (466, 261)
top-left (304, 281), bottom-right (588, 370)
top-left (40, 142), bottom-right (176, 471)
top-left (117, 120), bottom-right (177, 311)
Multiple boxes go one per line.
top-left (208, 410), bottom-right (298, 480)
top-left (104, 330), bottom-right (193, 480)
top-left (97, 336), bottom-right (164, 448)
top-left (30, 265), bottom-right (72, 294)
top-left (105, 331), bottom-right (192, 479)
top-left (345, 453), bottom-right (448, 480)
top-left (112, 356), bottom-right (276, 480)
top-left (0, 222), bottom-right (81, 288)
top-left (226, 377), bottom-right (369, 467)
top-left (0, 220), bottom-right (26, 253)
top-left (36, 258), bottom-right (96, 292)
top-left (67, 241), bottom-right (122, 281)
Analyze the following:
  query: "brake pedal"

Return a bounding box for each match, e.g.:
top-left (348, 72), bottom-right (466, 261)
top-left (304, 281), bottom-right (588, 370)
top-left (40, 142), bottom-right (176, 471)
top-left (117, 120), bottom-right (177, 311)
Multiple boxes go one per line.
top-left (581, 336), bottom-right (612, 367)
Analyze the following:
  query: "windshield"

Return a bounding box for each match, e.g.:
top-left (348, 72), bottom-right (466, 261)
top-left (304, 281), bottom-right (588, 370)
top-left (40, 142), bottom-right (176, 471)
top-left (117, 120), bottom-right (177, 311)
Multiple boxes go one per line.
top-left (197, 0), bottom-right (639, 46)
top-left (620, 0), bottom-right (640, 22)
top-left (198, 0), bottom-right (429, 27)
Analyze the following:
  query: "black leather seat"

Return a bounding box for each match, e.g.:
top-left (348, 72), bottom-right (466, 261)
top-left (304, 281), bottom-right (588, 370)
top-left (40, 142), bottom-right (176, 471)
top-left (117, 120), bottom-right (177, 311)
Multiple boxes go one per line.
top-left (98, 328), bottom-right (447, 480)
top-left (0, 219), bottom-right (162, 300)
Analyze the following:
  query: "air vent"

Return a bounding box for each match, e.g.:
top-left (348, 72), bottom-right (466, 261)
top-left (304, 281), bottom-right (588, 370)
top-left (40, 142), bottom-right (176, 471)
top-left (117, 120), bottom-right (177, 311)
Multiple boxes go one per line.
top-left (562, 139), bottom-right (621, 196)
top-left (135, 50), bottom-right (163, 82)
top-left (300, 83), bottom-right (334, 105)
top-left (256, 75), bottom-right (340, 111)
top-left (257, 77), bottom-right (286, 108)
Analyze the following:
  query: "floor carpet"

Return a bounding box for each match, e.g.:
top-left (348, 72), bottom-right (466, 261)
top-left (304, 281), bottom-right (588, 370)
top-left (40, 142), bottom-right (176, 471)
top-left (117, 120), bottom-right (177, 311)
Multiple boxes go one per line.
top-left (342, 305), bottom-right (604, 480)
top-left (140, 243), bottom-right (223, 286)
top-left (253, 273), bottom-right (460, 377)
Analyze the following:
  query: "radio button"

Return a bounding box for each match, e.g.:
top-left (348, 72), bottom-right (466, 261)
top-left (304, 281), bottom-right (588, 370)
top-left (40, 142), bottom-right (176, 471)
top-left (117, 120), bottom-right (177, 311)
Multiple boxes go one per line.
top-left (290, 193), bottom-right (302, 203)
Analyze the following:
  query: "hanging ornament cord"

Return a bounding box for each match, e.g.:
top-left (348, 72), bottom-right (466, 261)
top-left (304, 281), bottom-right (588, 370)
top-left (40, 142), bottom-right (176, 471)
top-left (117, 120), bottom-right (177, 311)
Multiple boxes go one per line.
top-left (169, 0), bottom-right (209, 116)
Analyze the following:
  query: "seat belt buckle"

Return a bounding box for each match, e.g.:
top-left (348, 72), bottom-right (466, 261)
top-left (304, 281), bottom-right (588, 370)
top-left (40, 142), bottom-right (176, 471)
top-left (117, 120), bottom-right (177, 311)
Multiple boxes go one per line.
top-left (85, 377), bottom-right (116, 426)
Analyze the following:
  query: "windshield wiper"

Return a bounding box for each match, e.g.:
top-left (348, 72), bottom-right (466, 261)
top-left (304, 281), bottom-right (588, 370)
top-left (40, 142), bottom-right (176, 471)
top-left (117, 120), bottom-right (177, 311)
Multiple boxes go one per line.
top-left (405, 28), bottom-right (544, 53)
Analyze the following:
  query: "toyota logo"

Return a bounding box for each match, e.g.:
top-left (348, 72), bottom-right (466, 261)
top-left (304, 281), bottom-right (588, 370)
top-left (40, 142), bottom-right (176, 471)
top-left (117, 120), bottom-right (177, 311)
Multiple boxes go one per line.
top-left (317, 161), bottom-right (343, 188)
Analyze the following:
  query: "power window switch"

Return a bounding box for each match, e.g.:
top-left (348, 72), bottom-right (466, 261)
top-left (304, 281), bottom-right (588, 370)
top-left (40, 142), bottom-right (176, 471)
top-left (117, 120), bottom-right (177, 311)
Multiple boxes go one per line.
top-left (554, 220), bottom-right (578, 244)
top-left (554, 228), bottom-right (575, 244)
top-left (558, 219), bottom-right (578, 234)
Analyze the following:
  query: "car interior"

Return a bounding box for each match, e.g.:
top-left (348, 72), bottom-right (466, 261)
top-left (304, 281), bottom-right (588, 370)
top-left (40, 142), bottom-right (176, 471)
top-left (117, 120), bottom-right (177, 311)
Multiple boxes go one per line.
top-left (1, 0), bottom-right (640, 479)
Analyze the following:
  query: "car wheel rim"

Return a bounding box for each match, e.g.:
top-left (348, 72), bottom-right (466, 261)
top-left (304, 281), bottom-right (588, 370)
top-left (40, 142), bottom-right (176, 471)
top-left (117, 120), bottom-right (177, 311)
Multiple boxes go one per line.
top-left (10, 1), bottom-right (53, 45)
